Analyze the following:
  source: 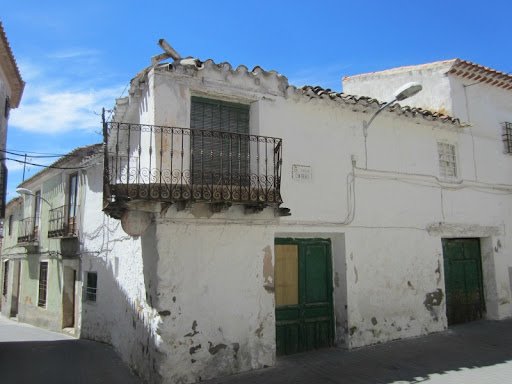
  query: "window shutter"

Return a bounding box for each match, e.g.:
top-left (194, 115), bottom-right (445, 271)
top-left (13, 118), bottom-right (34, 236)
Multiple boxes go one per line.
top-left (190, 97), bottom-right (250, 186)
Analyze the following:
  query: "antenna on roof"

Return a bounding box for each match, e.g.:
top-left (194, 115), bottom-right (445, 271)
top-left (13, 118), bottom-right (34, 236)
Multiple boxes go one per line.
top-left (151, 39), bottom-right (182, 65)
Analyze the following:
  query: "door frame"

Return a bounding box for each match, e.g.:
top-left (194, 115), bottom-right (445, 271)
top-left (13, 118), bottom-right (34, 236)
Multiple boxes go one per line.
top-left (442, 237), bottom-right (486, 325)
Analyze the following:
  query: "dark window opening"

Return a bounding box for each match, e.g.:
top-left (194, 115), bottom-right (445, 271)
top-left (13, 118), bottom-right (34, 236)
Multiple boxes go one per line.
top-left (8, 214), bottom-right (12, 236)
top-left (503, 122), bottom-right (512, 154)
top-left (4, 96), bottom-right (9, 119)
top-left (85, 272), bottom-right (97, 302)
top-left (2, 261), bottom-right (8, 296)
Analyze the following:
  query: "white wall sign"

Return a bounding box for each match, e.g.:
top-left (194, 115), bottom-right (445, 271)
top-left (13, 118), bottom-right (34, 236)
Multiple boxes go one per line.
top-left (292, 164), bottom-right (312, 181)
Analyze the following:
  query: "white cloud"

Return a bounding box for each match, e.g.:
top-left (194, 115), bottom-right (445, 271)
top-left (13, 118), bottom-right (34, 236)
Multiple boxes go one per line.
top-left (10, 54), bottom-right (126, 134)
top-left (10, 86), bottom-right (123, 133)
top-left (47, 49), bottom-right (100, 60)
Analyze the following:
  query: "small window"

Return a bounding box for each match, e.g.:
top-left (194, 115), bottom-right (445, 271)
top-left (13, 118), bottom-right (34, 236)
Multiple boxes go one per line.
top-left (4, 96), bottom-right (9, 119)
top-left (503, 122), bottom-right (512, 154)
top-left (8, 214), bottom-right (13, 236)
top-left (2, 261), bottom-right (8, 296)
top-left (38, 262), bottom-right (48, 308)
top-left (85, 272), bottom-right (97, 302)
top-left (438, 142), bottom-right (457, 179)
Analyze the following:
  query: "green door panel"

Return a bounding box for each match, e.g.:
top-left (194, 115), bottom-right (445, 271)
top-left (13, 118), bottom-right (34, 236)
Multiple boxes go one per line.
top-left (442, 238), bottom-right (485, 325)
top-left (275, 238), bottom-right (334, 356)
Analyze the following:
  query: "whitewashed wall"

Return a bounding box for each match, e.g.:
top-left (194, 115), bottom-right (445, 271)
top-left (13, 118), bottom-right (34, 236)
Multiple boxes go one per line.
top-left (101, 61), bottom-right (512, 383)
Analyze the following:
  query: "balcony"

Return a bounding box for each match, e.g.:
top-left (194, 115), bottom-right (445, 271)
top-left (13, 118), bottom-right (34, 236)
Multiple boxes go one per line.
top-left (48, 205), bottom-right (79, 238)
top-left (103, 122), bottom-right (283, 217)
top-left (17, 217), bottom-right (39, 250)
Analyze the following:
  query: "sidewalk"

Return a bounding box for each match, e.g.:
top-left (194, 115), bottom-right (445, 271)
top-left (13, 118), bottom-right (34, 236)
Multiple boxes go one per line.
top-left (206, 318), bottom-right (512, 384)
top-left (0, 314), bottom-right (141, 384)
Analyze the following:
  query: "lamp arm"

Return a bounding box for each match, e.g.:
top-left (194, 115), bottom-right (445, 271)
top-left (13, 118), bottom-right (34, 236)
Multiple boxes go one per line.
top-left (364, 97), bottom-right (397, 133)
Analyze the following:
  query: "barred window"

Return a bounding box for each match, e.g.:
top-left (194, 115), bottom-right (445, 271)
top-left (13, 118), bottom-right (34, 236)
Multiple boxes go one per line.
top-left (38, 262), bottom-right (48, 308)
top-left (85, 272), bottom-right (97, 302)
top-left (438, 142), bottom-right (457, 179)
top-left (503, 122), bottom-right (512, 154)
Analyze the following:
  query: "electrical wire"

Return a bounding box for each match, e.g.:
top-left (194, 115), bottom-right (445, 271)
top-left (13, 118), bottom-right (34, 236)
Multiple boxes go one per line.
top-left (3, 157), bottom-right (88, 170)
top-left (0, 149), bottom-right (66, 158)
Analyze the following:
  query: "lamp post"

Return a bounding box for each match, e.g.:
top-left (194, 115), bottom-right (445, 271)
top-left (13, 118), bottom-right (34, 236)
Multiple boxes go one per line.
top-left (362, 82), bottom-right (423, 169)
top-left (16, 187), bottom-right (53, 208)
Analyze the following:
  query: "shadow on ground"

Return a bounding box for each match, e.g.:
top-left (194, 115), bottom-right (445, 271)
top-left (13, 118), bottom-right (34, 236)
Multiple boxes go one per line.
top-left (205, 319), bottom-right (512, 384)
top-left (0, 338), bottom-right (141, 384)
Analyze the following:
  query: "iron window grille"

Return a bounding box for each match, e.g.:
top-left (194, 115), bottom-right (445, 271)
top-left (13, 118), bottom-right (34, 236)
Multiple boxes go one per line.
top-left (502, 122), bottom-right (512, 154)
top-left (438, 142), bottom-right (457, 179)
top-left (38, 262), bottom-right (48, 308)
top-left (2, 261), bottom-right (8, 296)
top-left (85, 272), bottom-right (97, 302)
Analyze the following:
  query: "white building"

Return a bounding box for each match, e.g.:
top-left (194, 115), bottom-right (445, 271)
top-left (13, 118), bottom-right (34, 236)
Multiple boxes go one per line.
top-left (95, 49), bottom-right (512, 384)
top-left (344, 59), bottom-right (512, 322)
top-left (3, 51), bottom-right (510, 384)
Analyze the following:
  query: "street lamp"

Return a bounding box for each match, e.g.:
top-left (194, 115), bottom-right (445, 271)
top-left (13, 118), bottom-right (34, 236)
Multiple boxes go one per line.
top-left (362, 82), bottom-right (423, 169)
top-left (16, 187), bottom-right (52, 208)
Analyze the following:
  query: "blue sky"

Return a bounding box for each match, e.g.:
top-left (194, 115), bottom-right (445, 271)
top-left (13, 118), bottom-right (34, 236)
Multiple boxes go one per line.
top-left (2, 0), bottom-right (511, 199)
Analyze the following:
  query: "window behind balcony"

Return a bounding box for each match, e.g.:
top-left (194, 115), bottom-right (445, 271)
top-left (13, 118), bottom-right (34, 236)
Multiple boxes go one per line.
top-left (34, 190), bottom-right (41, 236)
top-left (68, 173), bottom-right (78, 234)
top-left (190, 97), bottom-right (250, 186)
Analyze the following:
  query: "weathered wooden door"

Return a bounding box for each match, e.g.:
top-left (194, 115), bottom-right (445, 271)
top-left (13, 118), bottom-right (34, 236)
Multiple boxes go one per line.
top-left (275, 238), bottom-right (334, 355)
top-left (442, 238), bottom-right (485, 325)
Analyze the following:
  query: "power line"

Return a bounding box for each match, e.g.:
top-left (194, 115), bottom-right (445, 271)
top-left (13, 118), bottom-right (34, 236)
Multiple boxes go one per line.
top-left (0, 149), bottom-right (65, 158)
top-left (3, 157), bottom-right (88, 170)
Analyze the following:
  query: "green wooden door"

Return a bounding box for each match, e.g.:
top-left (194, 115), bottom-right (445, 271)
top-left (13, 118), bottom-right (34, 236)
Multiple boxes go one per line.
top-left (442, 238), bottom-right (485, 325)
top-left (275, 238), bottom-right (334, 356)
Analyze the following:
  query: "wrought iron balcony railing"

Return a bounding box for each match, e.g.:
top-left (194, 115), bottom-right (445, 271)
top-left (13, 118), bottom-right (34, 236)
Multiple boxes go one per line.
top-left (48, 205), bottom-right (79, 238)
top-left (17, 217), bottom-right (39, 244)
top-left (103, 122), bottom-right (283, 213)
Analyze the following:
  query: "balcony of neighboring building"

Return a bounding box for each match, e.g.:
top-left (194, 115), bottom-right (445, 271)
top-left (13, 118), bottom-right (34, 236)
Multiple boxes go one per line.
top-left (17, 217), bottom-right (39, 250)
top-left (103, 121), bottom-right (284, 218)
top-left (48, 205), bottom-right (79, 238)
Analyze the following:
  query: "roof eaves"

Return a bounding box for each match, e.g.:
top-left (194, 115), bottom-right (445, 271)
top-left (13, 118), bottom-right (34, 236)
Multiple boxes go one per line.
top-left (298, 85), bottom-right (464, 127)
top-left (0, 22), bottom-right (25, 108)
top-left (18, 143), bottom-right (103, 188)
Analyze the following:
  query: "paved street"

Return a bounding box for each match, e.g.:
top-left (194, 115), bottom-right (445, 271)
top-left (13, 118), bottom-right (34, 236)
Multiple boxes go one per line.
top-left (206, 318), bottom-right (512, 384)
top-left (2, 315), bottom-right (512, 384)
top-left (0, 315), bottom-right (141, 384)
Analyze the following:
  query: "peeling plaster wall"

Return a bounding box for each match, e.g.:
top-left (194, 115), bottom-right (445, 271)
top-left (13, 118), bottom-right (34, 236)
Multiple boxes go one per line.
top-left (147, 208), bottom-right (277, 383)
top-left (344, 229), bottom-right (446, 348)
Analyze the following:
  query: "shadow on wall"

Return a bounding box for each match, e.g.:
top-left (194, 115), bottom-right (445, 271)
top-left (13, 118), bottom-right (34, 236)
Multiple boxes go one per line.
top-left (80, 250), bottom-right (163, 384)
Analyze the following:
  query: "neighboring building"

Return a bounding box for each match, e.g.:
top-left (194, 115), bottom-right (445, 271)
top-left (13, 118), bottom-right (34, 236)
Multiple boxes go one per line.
top-left (0, 145), bottom-right (105, 334)
top-left (344, 59), bottom-right (512, 324)
top-left (0, 22), bottom-right (24, 218)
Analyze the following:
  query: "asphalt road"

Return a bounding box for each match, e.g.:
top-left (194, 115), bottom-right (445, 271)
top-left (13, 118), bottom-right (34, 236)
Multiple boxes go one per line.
top-left (0, 315), bottom-right (141, 384)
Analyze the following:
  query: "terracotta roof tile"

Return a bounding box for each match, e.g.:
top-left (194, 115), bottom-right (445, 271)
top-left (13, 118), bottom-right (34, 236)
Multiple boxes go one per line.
top-left (298, 85), bottom-right (463, 127)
